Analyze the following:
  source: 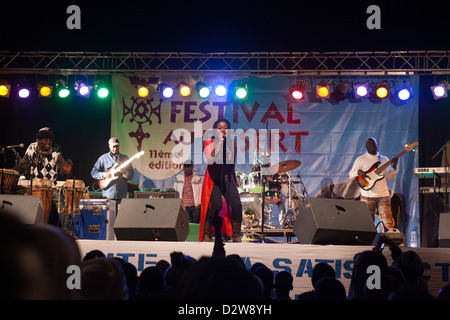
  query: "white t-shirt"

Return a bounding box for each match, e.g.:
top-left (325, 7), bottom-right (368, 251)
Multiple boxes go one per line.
top-left (349, 152), bottom-right (396, 198)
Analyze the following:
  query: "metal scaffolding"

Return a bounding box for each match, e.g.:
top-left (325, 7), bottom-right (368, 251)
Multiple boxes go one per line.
top-left (1, 51), bottom-right (450, 76)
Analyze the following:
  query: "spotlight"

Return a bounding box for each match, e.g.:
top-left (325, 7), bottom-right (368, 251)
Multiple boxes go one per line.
top-left (431, 81), bottom-right (449, 100)
top-left (37, 81), bottom-right (53, 98)
top-left (17, 80), bottom-right (31, 99)
top-left (353, 82), bottom-right (370, 98)
top-left (290, 80), bottom-right (307, 101)
top-left (213, 82), bottom-right (227, 97)
top-left (316, 81), bottom-right (331, 99)
top-left (375, 81), bottom-right (390, 99)
top-left (94, 81), bottom-right (109, 98)
top-left (137, 86), bottom-right (149, 98)
top-left (74, 80), bottom-right (92, 98)
top-left (0, 81), bottom-right (11, 98)
top-left (56, 79), bottom-right (70, 98)
top-left (234, 81), bottom-right (248, 100)
top-left (178, 82), bottom-right (191, 97)
top-left (157, 83), bottom-right (174, 99)
top-left (396, 84), bottom-right (413, 101)
top-left (196, 82), bottom-right (211, 99)
top-left (330, 81), bottom-right (351, 103)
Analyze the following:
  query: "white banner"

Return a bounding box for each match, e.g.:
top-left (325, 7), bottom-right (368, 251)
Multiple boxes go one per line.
top-left (111, 75), bottom-right (420, 244)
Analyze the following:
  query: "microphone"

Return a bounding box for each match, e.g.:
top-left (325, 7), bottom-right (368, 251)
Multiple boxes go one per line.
top-left (6, 143), bottom-right (24, 149)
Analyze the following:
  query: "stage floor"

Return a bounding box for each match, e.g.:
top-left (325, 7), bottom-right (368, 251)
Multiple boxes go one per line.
top-left (76, 239), bottom-right (450, 298)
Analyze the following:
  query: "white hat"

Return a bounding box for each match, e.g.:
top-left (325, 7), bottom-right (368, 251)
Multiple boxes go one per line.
top-left (108, 138), bottom-right (119, 146)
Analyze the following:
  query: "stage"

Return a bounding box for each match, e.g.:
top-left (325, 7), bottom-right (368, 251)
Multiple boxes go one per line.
top-left (76, 239), bottom-right (450, 298)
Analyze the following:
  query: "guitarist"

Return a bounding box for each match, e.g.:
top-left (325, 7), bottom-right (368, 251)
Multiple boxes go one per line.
top-left (91, 138), bottom-right (134, 204)
top-left (349, 137), bottom-right (398, 232)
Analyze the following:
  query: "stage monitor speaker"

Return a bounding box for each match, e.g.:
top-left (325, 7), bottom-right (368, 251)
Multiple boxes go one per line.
top-left (293, 198), bottom-right (377, 245)
top-left (0, 194), bottom-right (44, 224)
top-left (114, 198), bottom-right (189, 241)
top-left (438, 213), bottom-right (450, 248)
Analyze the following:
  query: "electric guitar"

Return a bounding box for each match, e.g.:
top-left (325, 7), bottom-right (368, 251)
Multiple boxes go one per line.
top-left (99, 151), bottom-right (144, 190)
top-left (355, 142), bottom-right (418, 191)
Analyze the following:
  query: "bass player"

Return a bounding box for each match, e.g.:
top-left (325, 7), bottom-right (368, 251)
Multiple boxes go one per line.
top-left (349, 137), bottom-right (398, 232)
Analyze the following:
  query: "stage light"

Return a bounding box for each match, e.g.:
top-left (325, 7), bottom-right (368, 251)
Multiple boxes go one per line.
top-left (375, 81), bottom-right (390, 99)
top-left (234, 81), bottom-right (248, 100)
top-left (18, 88), bottom-right (30, 99)
top-left (213, 82), bottom-right (227, 97)
top-left (330, 81), bottom-right (351, 103)
top-left (0, 81), bottom-right (10, 98)
top-left (290, 79), bottom-right (307, 101)
top-left (316, 81), bottom-right (331, 99)
top-left (16, 80), bottom-right (32, 99)
top-left (157, 83), bottom-right (174, 99)
top-left (94, 81), bottom-right (109, 98)
top-left (37, 82), bottom-right (53, 98)
top-left (353, 82), bottom-right (370, 98)
top-left (137, 86), bottom-right (149, 98)
top-left (397, 85), bottom-right (413, 101)
top-left (178, 82), bottom-right (191, 97)
top-left (196, 82), bottom-right (211, 99)
top-left (74, 80), bottom-right (92, 98)
top-left (56, 79), bottom-right (70, 98)
top-left (431, 82), bottom-right (448, 100)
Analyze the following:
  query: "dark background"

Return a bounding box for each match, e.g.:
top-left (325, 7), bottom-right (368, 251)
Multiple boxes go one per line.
top-left (1, 1), bottom-right (450, 52)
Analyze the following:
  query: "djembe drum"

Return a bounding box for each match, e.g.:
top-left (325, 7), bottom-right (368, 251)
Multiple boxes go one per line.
top-left (30, 178), bottom-right (52, 224)
top-left (0, 169), bottom-right (20, 194)
top-left (63, 179), bottom-right (86, 216)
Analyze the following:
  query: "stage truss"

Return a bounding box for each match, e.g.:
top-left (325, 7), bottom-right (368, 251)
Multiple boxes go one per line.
top-left (1, 51), bottom-right (450, 76)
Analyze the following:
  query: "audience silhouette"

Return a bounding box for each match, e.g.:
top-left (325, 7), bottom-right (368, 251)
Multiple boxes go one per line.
top-left (0, 210), bottom-right (447, 301)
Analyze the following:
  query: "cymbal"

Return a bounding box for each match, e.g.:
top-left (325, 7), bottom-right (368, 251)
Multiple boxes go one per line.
top-left (270, 160), bottom-right (301, 174)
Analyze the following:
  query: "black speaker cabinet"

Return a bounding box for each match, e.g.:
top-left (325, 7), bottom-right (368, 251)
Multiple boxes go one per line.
top-left (439, 213), bottom-right (450, 248)
top-left (114, 198), bottom-right (189, 241)
top-left (294, 198), bottom-right (377, 245)
top-left (0, 194), bottom-right (44, 224)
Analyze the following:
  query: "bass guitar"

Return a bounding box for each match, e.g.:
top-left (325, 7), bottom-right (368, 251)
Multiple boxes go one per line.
top-left (99, 151), bottom-right (144, 190)
top-left (356, 142), bottom-right (418, 190)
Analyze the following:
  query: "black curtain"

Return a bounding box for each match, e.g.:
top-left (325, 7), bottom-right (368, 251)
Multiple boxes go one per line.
top-left (418, 75), bottom-right (450, 247)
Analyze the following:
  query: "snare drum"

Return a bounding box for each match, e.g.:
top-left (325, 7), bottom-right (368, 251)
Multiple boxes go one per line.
top-left (31, 178), bottom-right (52, 224)
top-left (0, 169), bottom-right (20, 194)
top-left (63, 179), bottom-right (86, 216)
top-left (235, 172), bottom-right (249, 193)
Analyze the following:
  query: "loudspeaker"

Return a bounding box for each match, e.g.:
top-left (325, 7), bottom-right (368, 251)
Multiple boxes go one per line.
top-left (0, 194), bottom-right (44, 224)
top-left (293, 198), bottom-right (377, 245)
top-left (439, 213), bottom-right (450, 248)
top-left (114, 198), bottom-right (189, 241)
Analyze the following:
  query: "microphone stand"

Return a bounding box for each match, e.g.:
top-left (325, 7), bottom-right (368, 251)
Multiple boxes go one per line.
top-left (432, 141), bottom-right (450, 213)
top-left (259, 121), bottom-right (269, 243)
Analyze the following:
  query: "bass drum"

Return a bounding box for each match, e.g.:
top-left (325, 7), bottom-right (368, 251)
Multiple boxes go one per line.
top-left (240, 192), bottom-right (262, 228)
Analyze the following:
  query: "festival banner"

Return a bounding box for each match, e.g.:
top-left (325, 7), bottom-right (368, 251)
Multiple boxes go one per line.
top-left (111, 75), bottom-right (419, 244)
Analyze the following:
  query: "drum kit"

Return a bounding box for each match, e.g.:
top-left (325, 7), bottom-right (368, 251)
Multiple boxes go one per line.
top-left (1, 168), bottom-right (88, 225)
top-left (237, 159), bottom-right (305, 231)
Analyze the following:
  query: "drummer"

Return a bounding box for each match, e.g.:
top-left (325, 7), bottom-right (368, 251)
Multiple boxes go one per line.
top-left (13, 127), bottom-right (73, 228)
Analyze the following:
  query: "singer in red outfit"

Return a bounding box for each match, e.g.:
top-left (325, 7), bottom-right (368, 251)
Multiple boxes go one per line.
top-left (198, 119), bottom-right (243, 242)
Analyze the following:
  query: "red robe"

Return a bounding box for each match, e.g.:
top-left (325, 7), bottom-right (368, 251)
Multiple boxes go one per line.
top-left (198, 138), bottom-right (237, 241)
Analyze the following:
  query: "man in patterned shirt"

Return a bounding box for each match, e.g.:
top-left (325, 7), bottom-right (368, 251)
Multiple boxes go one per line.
top-left (173, 161), bottom-right (202, 223)
top-left (13, 127), bottom-right (73, 227)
